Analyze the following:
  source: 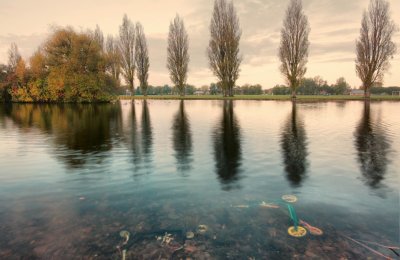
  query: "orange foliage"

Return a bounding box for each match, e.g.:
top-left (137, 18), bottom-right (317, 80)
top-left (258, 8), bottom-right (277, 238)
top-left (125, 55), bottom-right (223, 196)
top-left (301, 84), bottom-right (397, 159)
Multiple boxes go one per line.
top-left (30, 50), bottom-right (47, 79)
top-left (3, 26), bottom-right (116, 103)
top-left (15, 59), bottom-right (27, 83)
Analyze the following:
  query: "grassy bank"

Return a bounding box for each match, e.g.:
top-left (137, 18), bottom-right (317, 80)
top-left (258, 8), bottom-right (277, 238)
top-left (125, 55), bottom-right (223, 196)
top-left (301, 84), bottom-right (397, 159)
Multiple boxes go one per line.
top-left (119, 95), bottom-right (400, 101)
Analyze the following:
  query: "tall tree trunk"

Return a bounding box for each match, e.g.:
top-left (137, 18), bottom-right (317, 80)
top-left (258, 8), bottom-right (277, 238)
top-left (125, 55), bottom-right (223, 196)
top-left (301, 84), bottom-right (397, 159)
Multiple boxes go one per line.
top-left (222, 84), bottom-right (227, 97)
top-left (364, 86), bottom-right (370, 99)
top-left (291, 88), bottom-right (297, 99)
top-left (129, 80), bottom-right (135, 96)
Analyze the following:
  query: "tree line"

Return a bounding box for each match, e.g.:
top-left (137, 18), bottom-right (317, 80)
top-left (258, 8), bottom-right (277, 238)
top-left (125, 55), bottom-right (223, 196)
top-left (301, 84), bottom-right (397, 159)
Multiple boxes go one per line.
top-left (272, 77), bottom-right (351, 95)
top-left (129, 83), bottom-right (264, 96)
top-left (0, 0), bottom-right (398, 102)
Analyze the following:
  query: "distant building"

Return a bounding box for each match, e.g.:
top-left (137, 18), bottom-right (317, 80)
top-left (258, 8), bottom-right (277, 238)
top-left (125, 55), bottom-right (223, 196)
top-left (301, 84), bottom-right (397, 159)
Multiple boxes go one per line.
top-left (350, 89), bottom-right (364, 96)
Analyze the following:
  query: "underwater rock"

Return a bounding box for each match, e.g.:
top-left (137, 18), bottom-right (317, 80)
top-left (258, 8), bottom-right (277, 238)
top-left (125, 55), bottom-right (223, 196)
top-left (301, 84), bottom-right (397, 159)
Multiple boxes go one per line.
top-left (282, 195), bottom-right (298, 203)
top-left (186, 231), bottom-right (195, 239)
top-left (197, 225), bottom-right (208, 234)
top-left (305, 249), bottom-right (318, 258)
top-left (260, 201), bottom-right (279, 209)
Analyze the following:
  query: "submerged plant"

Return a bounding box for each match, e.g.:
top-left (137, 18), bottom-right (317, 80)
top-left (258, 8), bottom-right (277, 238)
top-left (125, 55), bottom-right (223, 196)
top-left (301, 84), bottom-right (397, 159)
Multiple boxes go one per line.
top-left (119, 230), bottom-right (130, 245)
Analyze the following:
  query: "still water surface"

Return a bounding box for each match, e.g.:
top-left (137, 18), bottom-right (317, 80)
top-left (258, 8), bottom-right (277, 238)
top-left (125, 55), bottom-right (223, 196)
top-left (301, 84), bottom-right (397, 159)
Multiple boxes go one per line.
top-left (0, 100), bottom-right (399, 259)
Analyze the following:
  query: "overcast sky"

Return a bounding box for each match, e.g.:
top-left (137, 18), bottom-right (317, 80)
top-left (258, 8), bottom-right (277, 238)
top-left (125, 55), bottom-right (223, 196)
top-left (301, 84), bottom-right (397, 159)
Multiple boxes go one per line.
top-left (0, 0), bottom-right (399, 88)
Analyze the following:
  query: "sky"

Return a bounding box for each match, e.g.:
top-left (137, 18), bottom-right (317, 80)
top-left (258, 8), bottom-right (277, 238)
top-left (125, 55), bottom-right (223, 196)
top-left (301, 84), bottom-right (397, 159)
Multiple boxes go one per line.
top-left (0, 0), bottom-right (399, 88)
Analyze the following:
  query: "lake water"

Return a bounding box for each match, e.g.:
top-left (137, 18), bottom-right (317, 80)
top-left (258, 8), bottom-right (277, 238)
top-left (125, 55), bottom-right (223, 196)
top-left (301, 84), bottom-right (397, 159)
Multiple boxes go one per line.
top-left (0, 100), bottom-right (399, 259)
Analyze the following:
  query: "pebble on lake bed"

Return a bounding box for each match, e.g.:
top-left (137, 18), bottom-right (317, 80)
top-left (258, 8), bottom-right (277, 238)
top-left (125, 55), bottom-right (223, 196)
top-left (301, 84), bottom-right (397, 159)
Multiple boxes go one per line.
top-left (197, 225), bottom-right (208, 234)
top-left (282, 195), bottom-right (298, 203)
top-left (260, 201), bottom-right (279, 208)
top-left (186, 231), bottom-right (195, 239)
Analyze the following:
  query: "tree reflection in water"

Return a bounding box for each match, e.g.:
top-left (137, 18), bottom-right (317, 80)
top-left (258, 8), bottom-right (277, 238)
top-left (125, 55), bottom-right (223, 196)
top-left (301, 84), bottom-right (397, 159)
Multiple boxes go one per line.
top-left (6, 103), bottom-right (122, 168)
top-left (213, 100), bottom-right (242, 190)
top-left (140, 100), bottom-right (153, 170)
top-left (124, 100), bottom-right (153, 175)
top-left (354, 101), bottom-right (390, 189)
top-left (280, 102), bottom-right (308, 187)
top-left (172, 100), bottom-right (192, 174)
top-left (128, 101), bottom-right (141, 166)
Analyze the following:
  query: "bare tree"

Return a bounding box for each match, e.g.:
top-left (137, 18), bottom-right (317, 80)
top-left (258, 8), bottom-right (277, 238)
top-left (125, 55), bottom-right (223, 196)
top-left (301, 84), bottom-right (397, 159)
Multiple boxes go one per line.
top-left (8, 43), bottom-right (22, 72)
top-left (208, 0), bottom-right (241, 97)
top-left (94, 25), bottom-right (104, 50)
top-left (106, 35), bottom-right (121, 86)
top-left (119, 14), bottom-right (136, 94)
top-left (135, 22), bottom-right (150, 96)
top-left (355, 0), bottom-right (397, 99)
top-left (167, 15), bottom-right (190, 96)
top-left (279, 0), bottom-right (310, 99)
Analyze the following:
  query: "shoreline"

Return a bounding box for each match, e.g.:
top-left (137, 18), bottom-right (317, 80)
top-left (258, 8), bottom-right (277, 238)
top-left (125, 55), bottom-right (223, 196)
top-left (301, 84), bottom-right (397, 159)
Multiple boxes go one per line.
top-left (119, 95), bottom-right (400, 101)
top-left (2, 95), bottom-right (399, 104)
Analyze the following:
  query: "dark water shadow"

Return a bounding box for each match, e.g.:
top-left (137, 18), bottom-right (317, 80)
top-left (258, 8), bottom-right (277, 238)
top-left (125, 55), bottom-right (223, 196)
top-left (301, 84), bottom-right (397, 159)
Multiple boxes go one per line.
top-left (53, 104), bottom-right (122, 169)
top-left (127, 101), bottom-right (141, 168)
top-left (141, 100), bottom-right (153, 172)
top-left (354, 101), bottom-right (390, 189)
top-left (280, 102), bottom-right (308, 187)
top-left (213, 100), bottom-right (242, 191)
top-left (4, 103), bottom-right (122, 169)
top-left (172, 100), bottom-right (193, 174)
top-left (0, 103), bottom-right (12, 127)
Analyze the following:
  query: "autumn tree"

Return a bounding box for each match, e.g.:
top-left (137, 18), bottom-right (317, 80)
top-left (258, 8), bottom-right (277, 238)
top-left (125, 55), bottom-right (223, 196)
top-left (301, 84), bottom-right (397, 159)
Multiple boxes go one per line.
top-left (119, 14), bottom-right (136, 94)
top-left (43, 27), bottom-right (113, 102)
top-left (106, 35), bottom-right (121, 86)
top-left (208, 0), bottom-right (241, 97)
top-left (28, 49), bottom-right (48, 101)
top-left (15, 58), bottom-right (27, 84)
top-left (3, 27), bottom-right (116, 103)
top-left (167, 15), bottom-right (189, 96)
top-left (279, 0), bottom-right (310, 99)
top-left (94, 25), bottom-right (104, 50)
top-left (1, 44), bottom-right (21, 101)
top-left (135, 22), bottom-right (149, 96)
top-left (8, 43), bottom-right (22, 72)
top-left (4, 43), bottom-right (27, 101)
top-left (0, 64), bottom-right (10, 101)
top-left (355, 0), bottom-right (397, 99)
top-left (29, 49), bottom-right (47, 79)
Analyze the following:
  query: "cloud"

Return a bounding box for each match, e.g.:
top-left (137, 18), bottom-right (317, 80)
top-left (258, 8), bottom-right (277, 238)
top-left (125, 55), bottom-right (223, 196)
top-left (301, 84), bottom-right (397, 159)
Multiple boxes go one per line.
top-left (0, 33), bottom-right (48, 63)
